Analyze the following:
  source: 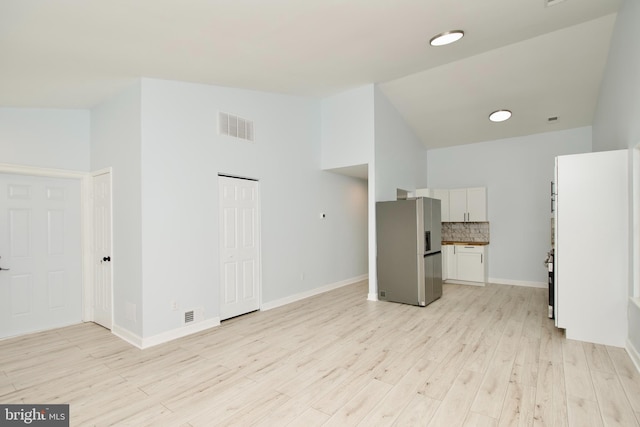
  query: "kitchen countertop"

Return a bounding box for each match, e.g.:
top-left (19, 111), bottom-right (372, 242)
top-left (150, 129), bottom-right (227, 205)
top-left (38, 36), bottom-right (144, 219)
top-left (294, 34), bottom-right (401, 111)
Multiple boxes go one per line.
top-left (442, 241), bottom-right (490, 246)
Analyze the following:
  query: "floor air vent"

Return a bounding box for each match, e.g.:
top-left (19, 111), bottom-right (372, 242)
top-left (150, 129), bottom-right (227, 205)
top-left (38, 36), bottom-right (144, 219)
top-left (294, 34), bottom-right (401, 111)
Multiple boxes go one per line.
top-left (219, 112), bottom-right (254, 142)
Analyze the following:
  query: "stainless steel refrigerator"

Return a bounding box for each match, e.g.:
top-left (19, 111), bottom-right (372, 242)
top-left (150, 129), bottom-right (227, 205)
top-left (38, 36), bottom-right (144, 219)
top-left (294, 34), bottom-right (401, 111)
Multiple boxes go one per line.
top-left (376, 197), bottom-right (442, 307)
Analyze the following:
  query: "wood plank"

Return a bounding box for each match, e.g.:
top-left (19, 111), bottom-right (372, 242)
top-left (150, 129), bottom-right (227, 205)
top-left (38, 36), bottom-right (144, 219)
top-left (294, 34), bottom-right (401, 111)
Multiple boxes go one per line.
top-left (283, 407), bottom-right (330, 427)
top-left (463, 412), bottom-right (498, 427)
top-left (471, 351), bottom-right (516, 418)
top-left (582, 342), bottom-right (616, 374)
top-left (607, 346), bottom-right (640, 413)
top-left (497, 382), bottom-right (536, 427)
top-left (566, 395), bottom-right (603, 427)
top-left (358, 360), bottom-right (439, 426)
top-left (390, 393), bottom-right (440, 426)
top-left (428, 369), bottom-right (483, 427)
top-left (590, 369), bottom-right (639, 426)
top-left (322, 379), bottom-right (392, 426)
top-left (510, 336), bottom-right (540, 386)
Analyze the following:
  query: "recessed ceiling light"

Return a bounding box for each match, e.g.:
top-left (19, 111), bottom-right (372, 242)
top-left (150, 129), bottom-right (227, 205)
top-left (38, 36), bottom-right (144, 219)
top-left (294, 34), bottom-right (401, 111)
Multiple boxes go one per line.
top-left (489, 110), bottom-right (512, 122)
top-left (430, 30), bottom-right (464, 47)
top-left (545, 0), bottom-right (568, 7)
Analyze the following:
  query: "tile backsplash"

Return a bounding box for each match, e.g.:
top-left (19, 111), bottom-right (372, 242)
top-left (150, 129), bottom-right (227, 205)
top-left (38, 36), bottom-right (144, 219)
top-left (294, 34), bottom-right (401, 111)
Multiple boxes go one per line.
top-left (442, 222), bottom-right (490, 243)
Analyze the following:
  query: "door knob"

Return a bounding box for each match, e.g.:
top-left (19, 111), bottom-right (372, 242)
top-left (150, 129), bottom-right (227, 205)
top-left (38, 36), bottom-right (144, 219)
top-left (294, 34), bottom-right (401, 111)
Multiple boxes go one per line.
top-left (102, 256), bottom-right (111, 262)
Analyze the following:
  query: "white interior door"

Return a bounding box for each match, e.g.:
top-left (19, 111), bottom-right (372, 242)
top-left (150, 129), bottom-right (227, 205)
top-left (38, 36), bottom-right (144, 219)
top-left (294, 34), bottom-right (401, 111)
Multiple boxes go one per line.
top-left (92, 172), bottom-right (112, 329)
top-left (0, 173), bottom-right (82, 338)
top-left (219, 176), bottom-right (261, 320)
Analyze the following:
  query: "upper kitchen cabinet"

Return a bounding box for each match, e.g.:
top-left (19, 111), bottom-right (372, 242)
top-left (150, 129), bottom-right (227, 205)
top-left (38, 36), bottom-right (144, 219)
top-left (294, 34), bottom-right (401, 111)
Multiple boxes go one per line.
top-left (413, 187), bottom-right (486, 222)
top-left (449, 187), bottom-right (487, 222)
top-left (431, 189), bottom-right (450, 222)
top-left (414, 188), bottom-right (450, 221)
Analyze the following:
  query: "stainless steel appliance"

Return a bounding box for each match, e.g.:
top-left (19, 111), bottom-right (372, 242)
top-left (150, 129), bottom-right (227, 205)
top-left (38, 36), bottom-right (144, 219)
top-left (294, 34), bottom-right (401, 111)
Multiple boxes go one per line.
top-left (544, 248), bottom-right (554, 319)
top-left (376, 197), bottom-right (442, 306)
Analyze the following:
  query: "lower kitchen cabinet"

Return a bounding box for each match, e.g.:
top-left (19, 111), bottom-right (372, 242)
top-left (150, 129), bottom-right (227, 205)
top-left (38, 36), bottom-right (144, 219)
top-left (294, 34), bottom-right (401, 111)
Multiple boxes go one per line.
top-left (443, 244), bottom-right (487, 285)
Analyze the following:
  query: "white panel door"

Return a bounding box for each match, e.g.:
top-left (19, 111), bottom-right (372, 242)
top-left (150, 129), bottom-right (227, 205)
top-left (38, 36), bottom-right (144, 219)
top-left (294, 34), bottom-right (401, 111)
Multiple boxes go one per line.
top-left (0, 174), bottom-right (82, 338)
top-left (219, 176), bottom-right (261, 320)
top-left (93, 172), bottom-right (112, 329)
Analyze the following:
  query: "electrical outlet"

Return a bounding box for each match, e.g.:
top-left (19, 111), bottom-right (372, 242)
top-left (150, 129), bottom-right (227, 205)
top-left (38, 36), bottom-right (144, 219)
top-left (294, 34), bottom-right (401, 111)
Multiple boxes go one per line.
top-left (170, 301), bottom-right (178, 311)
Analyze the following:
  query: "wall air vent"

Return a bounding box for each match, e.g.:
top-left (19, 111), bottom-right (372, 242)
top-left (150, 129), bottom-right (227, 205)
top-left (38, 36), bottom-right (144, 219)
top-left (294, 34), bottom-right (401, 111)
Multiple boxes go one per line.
top-left (184, 310), bottom-right (194, 324)
top-left (219, 111), bottom-right (254, 142)
top-left (183, 307), bottom-right (203, 325)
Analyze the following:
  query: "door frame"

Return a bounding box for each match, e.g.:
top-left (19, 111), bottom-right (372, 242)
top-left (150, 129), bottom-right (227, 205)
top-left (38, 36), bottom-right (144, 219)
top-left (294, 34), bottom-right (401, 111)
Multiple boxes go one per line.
top-left (89, 168), bottom-right (113, 327)
top-left (0, 163), bottom-right (100, 324)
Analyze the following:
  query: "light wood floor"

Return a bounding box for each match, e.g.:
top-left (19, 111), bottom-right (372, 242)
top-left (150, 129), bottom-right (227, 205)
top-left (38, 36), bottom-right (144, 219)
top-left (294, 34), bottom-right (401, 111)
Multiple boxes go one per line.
top-left (1, 281), bottom-right (639, 426)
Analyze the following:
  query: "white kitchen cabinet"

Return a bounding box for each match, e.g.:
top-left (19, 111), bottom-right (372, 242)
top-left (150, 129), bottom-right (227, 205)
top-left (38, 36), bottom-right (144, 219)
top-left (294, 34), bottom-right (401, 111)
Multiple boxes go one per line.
top-left (555, 150), bottom-right (628, 347)
top-left (449, 187), bottom-right (487, 222)
top-left (466, 188), bottom-right (487, 221)
top-left (443, 245), bottom-right (456, 281)
top-left (415, 188), bottom-right (449, 221)
top-left (431, 189), bottom-right (450, 222)
top-left (415, 187), bottom-right (485, 222)
top-left (449, 189), bottom-right (467, 222)
top-left (455, 245), bottom-right (485, 282)
top-left (414, 188), bottom-right (431, 197)
top-left (443, 244), bottom-right (487, 285)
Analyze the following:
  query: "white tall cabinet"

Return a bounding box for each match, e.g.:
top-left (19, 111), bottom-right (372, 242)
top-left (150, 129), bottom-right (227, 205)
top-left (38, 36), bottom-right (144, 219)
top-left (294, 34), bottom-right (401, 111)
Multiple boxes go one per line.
top-left (555, 150), bottom-right (628, 347)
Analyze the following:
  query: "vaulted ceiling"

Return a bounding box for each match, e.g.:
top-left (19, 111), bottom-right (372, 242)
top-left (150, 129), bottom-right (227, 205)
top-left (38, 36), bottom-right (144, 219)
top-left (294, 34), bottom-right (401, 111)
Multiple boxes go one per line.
top-left (0, 0), bottom-right (621, 148)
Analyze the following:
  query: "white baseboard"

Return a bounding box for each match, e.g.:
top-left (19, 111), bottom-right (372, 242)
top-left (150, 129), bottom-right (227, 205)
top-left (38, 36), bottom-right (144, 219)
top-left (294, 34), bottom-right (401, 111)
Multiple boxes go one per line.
top-left (488, 277), bottom-right (547, 289)
top-left (627, 338), bottom-right (640, 374)
top-left (113, 317), bottom-right (220, 350)
top-left (262, 274), bottom-right (368, 311)
top-left (0, 320), bottom-right (84, 342)
top-left (367, 292), bottom-right (378, 301)
top-left (444, 279), bottom-right (485, 287)
top-left (112, 325), bottom-right (143, 349)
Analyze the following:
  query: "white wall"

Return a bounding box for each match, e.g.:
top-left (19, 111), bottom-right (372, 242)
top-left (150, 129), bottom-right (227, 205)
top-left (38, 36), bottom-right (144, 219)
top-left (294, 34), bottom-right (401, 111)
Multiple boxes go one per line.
top-left (367, 86), bottom-right (429, 299)
top-left (0, 108), bottom-right (89, 171)
top-left (374, 86), bottom-right (428, 201)
top-left (427, 127), bottom-right (592, 285)
top-left (139, 78), bottom-right (368, 338)
top-left (321, 85), bottom-right (374, 170)
top-left (591, 0), bottom-right (640, 358)
top-left (592, 0), bottom-right (640, 152)
top-left (91, 82), bottom-right (143, 336)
